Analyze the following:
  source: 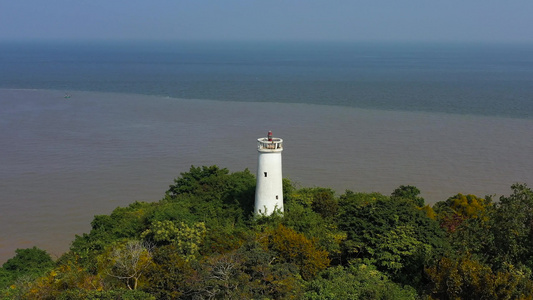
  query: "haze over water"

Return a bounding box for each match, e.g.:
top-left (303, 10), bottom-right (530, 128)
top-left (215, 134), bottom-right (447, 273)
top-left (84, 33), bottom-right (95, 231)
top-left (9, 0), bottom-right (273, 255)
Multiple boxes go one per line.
top-left (1, 41), bottom-right (532, 262)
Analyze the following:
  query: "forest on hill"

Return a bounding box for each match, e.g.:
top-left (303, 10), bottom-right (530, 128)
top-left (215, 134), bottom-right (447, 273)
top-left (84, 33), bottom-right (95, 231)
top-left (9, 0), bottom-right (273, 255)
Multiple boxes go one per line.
top-left (2, 165), bottom-right (533, 299)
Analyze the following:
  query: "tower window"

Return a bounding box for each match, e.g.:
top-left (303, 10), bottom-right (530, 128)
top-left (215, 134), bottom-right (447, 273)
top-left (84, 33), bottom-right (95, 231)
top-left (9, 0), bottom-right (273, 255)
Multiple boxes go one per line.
top-left (276, 195), bottom-right (279, 199)
top-left (264, 172), bottom-right (267, 177)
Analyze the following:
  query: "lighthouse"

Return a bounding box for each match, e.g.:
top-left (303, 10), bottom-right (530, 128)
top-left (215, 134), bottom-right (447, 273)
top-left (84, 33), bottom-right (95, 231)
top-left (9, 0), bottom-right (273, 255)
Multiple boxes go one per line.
top-left (255, 131), bottom-right (284, 216)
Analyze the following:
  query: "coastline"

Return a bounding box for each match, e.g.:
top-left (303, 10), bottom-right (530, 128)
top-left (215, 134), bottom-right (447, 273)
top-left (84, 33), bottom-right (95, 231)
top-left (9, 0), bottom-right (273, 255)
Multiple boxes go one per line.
top-left (1, 88), bottom-right (533, 263)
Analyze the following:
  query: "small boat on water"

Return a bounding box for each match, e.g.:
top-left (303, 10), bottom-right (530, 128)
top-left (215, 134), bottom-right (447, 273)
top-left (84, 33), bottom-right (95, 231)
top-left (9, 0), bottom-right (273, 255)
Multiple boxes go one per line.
top-left (64, 93), bottom-right (71, 99)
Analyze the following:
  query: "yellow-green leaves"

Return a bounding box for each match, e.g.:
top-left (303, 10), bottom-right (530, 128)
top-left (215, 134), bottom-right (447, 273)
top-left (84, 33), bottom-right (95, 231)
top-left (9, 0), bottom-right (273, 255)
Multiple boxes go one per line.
top-left (259, 224), bottom-right (330, 280)
top-left (97, 240), bottom-right (153, 290)
top-left (142, 221), bottom-right (206, 262)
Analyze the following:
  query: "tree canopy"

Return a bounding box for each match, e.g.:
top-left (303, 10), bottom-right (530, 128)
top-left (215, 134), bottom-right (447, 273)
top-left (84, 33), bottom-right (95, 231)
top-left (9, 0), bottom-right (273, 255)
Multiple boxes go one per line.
top-left (3, 166), bottom-right (533, 299)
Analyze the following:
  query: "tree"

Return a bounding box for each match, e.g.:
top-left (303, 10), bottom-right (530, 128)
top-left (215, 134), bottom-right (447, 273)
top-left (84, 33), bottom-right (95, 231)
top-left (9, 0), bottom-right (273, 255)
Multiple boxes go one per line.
top-left (391, 185), bottom-right (425, 207)
top-left (429, 194), bottom-right (495, 264)
top-left (281, 187), bottom-right (346, 263)
top-left (194, 251), bottom-right (252, 299)
top-left (425, 255), bottom-right (533, 299)
top-left (166, 165), bottom-right (255, 209)
top-left (0, 246), bottom-right (55, 290)
top-left (165, 165), bottom-right (256, 228)
top-left (338, 191), bottom-right (449, 286)
top-left (69, 201), bottom-right (154, 272)
top-left (145, 241), bottom-right (304, 299)
top-left (141, 220), bottom-right (206, 261)
top-left (236, 240), bottom-right (303, 299)
top-left (305, 265), bottom-right (416, 300)
top-left (143, 245), bottom-right (198, 299)
top-left (491, 183), bottom-right (533, 269)
top-left (2, 246), bottom-right (55, 274)
top-left (258, 224), bottom-right (330, 280)
top-left (98, 240), bottom-right (154, 290)
top-left (434, 194), bottom-right (492, 233)
top-left (373, 225), bottom-right (428, 273)
top-left (56, 289), bottom-right (155, 300)
top-left (166, 165), bottom-right (229, 198)
top-left (288, 187), bottom-right (338, 219)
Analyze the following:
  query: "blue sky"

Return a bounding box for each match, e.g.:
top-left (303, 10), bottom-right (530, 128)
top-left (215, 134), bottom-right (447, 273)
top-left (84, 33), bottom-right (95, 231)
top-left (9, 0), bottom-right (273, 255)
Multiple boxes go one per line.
top-left (1, 0), bottom-right (532, 43)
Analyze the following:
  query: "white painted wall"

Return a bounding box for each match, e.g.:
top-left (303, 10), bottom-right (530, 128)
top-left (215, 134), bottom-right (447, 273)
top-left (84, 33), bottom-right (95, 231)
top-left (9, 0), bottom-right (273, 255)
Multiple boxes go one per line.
top-left (255, 138), bottom-right (283, 216)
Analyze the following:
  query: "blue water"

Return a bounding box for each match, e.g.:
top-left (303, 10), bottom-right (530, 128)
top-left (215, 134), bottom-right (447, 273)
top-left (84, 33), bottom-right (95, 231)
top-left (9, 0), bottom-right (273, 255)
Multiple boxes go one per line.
top-left (1, 40), bottom-right (532, 118)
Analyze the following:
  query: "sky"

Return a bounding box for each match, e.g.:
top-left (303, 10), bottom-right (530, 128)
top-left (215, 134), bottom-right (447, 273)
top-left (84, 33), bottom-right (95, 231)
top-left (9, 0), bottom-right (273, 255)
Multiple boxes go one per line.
top-left (1, 0), bottom-right (533, 43)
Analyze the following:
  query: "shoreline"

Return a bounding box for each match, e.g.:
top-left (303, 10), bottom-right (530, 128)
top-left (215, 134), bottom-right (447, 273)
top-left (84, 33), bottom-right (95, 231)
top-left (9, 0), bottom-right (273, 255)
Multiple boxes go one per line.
top-left (1, 88), bottom-right (533, 263)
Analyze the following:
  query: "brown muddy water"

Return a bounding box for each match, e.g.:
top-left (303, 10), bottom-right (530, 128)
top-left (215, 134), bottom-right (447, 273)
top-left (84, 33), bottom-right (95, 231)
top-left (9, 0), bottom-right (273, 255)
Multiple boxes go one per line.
top-left (1, 89), bottom-right (532, 262)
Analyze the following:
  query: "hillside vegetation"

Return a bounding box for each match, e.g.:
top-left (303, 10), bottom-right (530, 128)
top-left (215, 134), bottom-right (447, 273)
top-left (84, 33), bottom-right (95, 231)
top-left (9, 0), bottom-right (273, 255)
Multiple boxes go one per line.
top-left (2, 165), bottom-right (533, 299)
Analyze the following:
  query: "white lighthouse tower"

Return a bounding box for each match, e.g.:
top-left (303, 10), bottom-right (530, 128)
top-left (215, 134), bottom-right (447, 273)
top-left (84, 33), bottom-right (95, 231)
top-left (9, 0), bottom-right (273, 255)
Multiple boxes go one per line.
top-left (255, 131), bottom-right (284, 216)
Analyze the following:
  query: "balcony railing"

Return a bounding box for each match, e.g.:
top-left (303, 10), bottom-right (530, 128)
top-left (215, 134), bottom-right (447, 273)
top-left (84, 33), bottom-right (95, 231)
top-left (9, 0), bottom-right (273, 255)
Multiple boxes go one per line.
top-left (257, 138), bottom-right (283, 150)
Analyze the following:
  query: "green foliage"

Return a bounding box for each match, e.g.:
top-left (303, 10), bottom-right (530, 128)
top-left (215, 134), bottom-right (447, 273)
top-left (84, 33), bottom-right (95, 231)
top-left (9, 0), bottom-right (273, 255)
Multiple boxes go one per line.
top-left (434, 193), bottom-right (492, 233)
top-left (339, 191), bottom-right (449, 286)
top-left (1, 252), bottom-right (106, 299)
top-left (259, 224), bottom-right (330, 280)
top-left (311, 192), bottom-right (338, 220)
top-left (373, 225), bottom-right (429, 272)
top-left (449, 216), bottom-right (494, 262)
top-left (2, 246), bottom-right (55, 274)
top-left (165, 165), bottom-right (256, 229)
top-left (282, 187), bottom-right (345, 263)
top-left (166, 165), bottom-right (229, 198)
top-left (392, 185), bottom-right (425, 207)
top-left (426, 255), bottom-right (533, 299)
top-left (0, 269), bottom-right (14, 290)
top-left (419, 204), bottom-right (437, 220)
top-left (56, 289), bottom-right (156, 300)
top-left (166, 165), bottom-right (255, 212)
top-left (144, 239), bottom-right (304, 299)
top-left (234, 239), bottom-right (304, 299)
top-left (69, 201), bottom-right (154, 271)
top-left (283, 177), bottom-right (296, 201)
top-left (441, 185), bottom-right (533, 273)
top-left (340, 190), bottom-right (390, 207)
top-left (430, 194), bottom-right (496, 266)
top-left (141, 220), bottom-right (206, 261)
top-left (97, 240), bottom-right (154, 290)
top-left (7, 165), bottom-right (533, 299)
top-left (491, 183), bottom-right (533, 269)
top-left (145, 200), bottom-right (197, 224)
top-left (305, 265), bottom-right (416, 300)
top-left (0, 246), bottom-right (55, 290)
top-left (289, 187), bottom-right (338, 218)
top-left (142, 245), bottom-right (197, 299)
top-left (201, 225), bottom-right (249, 255)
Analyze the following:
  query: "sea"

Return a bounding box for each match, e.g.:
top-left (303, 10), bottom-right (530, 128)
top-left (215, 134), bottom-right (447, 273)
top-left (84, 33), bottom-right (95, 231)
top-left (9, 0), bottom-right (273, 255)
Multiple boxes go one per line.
top-left (1, 40), bottom-right (532, 262)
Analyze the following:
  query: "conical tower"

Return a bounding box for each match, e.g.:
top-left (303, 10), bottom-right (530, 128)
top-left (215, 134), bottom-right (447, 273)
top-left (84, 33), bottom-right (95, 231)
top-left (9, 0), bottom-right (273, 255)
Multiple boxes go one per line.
top-left (255, 131), bottom-right (283, 216)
